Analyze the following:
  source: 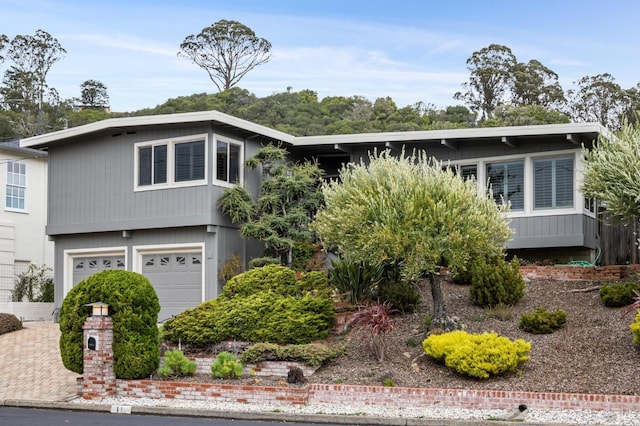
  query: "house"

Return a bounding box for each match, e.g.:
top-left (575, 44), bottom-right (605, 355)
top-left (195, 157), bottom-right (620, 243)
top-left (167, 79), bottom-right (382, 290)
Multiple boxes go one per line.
top-left (20, 112), bottom-right (611, 319)
top-left (0, 140), bottom-right (54, 314)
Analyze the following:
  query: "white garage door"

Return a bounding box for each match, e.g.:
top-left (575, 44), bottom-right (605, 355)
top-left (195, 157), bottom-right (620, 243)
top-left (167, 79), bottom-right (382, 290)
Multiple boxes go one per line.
top-left (141, 252), bottom-right (202, 321)
top-left (73, 255), bottom-right (126, 285)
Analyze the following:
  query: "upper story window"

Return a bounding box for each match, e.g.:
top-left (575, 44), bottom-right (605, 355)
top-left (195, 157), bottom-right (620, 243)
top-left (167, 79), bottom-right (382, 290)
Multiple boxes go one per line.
top-left (215, 139), bottom-right (242, 185)
top-left (486, 160), bottom-right (524, 211)
top-left (533, 156), bottom-right (574, 209)
top-left (135, 135), bottom-right (207, 190)
top-left (6, 161), bottom-right (26, 210)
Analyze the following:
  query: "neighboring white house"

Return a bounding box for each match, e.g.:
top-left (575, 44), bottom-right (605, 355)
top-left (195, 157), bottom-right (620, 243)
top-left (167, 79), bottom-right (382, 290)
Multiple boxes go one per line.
top-left (0, 140), bottom-right (54, 315)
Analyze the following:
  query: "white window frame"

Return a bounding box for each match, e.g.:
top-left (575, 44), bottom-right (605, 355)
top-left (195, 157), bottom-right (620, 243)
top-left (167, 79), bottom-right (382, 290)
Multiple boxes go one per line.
top-left (533, 155), bottom-right (575, 211)
top-left (63, 247), bottom-right (128, 297)
top-left (448, 149), bottom-right (584, 218)
top-left (213, 137), bottom-right (244, 187)
top-left (6, 160), bottom-right (27, 212)
top-left (134, 134), bottom-right (208, 192)
top-left (132, 242), bottom-right (206, 302)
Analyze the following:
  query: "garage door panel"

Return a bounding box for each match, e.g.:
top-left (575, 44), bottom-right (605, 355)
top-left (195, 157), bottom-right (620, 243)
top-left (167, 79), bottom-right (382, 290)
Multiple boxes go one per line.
top-left (73, 255), bottom-right (126, 285)
top-left (141, 252), bottom-right (202, 320)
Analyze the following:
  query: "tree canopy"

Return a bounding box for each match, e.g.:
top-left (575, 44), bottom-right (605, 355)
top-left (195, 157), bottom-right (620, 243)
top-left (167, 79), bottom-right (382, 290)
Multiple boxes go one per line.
top-left (311, 150), bottom-right (512, 327)
top-left (582, 121), bottom-right (640, 224)
top-left (218, 144), bottom-right (324, 266)
top-left (178, 20), bottom-right (272, 92)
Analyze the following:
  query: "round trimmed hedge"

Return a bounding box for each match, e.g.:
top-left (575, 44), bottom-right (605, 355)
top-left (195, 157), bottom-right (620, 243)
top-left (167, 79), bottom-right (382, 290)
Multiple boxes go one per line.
top-left (58, 270), bottom-right (160, 379)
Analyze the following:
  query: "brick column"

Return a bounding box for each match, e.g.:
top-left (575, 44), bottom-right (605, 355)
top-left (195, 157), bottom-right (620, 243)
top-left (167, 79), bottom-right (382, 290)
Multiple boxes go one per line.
top-left (82, 316), bottom-right (116, 399)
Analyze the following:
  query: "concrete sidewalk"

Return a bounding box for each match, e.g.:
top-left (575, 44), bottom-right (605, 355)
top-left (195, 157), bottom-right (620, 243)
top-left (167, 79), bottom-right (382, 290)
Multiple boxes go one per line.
top-left (0, 322), bottom-right (78, 402)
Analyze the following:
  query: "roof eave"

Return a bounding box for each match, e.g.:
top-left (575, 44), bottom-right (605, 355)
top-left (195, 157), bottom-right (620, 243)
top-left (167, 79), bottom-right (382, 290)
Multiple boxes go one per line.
top-left (20, 110), bottom-right (295, 148)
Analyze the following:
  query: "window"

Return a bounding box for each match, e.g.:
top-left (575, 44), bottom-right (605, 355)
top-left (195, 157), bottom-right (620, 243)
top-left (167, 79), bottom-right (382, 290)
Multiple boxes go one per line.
top-left (6, 161), bottom-right (26, 210)
top-left (216, 140), bottom-right (241, 184)
top-left (175, 141), bottom-right (205, 182)
top-left (486, 160), bottom-right (524, 211)
top-left (459, 164), bottom-right (477, 181)
top-left (534, 157), bottom-right (574, 209)
top-left (136, 136), bottom-right (206, 190)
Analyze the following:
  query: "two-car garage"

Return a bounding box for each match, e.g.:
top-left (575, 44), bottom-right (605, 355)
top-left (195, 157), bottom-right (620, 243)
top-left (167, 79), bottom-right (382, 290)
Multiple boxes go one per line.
top-left (70, 246), bottom-right (204, 321)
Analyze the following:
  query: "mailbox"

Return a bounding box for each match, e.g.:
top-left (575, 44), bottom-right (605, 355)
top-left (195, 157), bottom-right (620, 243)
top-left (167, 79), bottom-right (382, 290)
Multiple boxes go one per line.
top-left (87, 336), bottom-right (98, 351)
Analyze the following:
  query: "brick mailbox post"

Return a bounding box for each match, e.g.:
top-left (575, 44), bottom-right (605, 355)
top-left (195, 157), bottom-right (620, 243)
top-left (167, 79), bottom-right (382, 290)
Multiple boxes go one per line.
top-left (81, 302), bottom-right (116, 399)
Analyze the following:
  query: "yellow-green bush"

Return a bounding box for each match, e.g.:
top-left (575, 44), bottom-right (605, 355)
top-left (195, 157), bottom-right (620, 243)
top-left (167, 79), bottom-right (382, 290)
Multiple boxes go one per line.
top-left (519, 307), bottom-right (566, 334)
top-left (422, 330), bottom-right (531, 379)
top-left (631, 311), bottom-right (640, 345)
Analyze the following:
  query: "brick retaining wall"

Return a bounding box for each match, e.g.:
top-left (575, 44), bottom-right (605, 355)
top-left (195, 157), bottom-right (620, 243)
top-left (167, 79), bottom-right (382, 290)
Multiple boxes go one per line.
top-left (106, 378), bottom-right (640, 412)
top-left (519, 265), bottom-right (638, 281)
top-left (191, 358), bottom-right (318, 377)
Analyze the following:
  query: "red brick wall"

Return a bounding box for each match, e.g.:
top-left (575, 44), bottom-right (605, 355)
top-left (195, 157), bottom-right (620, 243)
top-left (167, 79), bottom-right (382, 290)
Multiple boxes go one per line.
top-left (109, 379), bottom-right (640, 412)
top-left (519, 265), bottom-right (636, 281)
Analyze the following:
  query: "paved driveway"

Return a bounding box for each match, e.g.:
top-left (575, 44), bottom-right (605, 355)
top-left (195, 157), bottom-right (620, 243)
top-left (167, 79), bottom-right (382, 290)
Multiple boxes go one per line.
top-left (0, 322), bottom-right (78, 401)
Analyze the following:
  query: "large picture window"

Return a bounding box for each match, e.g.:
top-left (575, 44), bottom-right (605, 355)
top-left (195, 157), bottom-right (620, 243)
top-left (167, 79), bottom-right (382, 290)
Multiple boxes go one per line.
top-left (215, 140), bottom-right (241, 185)
top-left (6, 161), bottom-right (26, 210)
top-left (486, 160), bottom-right (524, 211)
top-left (534, 156), bottom-right (574, 209)
top-left (136, 136), bottom-right (206, 190)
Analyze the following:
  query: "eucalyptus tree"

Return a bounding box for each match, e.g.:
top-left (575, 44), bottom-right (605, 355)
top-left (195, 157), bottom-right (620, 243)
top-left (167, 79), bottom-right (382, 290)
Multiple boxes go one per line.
top-left (3, 30), bottom-right (66, 111)
top-left (179, 20), bottom-right (272, 92)
top-left (218, 144), bottom-right (324, 267)
top-left (567, 73), bottom-right (629, 130)
top-left (454, 44), bottom-right (517, 120)
top-left (511, 59), bottom-right (565, 108)
top-left (312, 150), bottom-right (512, 329)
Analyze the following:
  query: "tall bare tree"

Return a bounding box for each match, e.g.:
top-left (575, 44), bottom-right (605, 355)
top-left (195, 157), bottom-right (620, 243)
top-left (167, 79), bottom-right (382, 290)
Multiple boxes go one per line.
top-left (178, 20), bottom-right (272, 92)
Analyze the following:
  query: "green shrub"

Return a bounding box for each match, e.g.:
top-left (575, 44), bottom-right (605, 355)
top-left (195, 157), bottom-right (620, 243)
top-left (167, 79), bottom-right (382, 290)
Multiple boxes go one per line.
top-left (0, 313), bottom-right (23, 335)
top-left (11, 264), bottom-right (54, 302)
top-left (211, 351), bottom-right (243, 379)
top-left (378, 280), bottom-right (420, 314)
top-left (222, 264), bottom-right (298, 298)
top-left (631, 310), bottom-right (640, 345)
top-left (451, 268), bottom-right (473, 285)
top-left (599, 282), bottom-right (640, 307)
top-left (240, 342), bottom-right (344, 367)
top-left (519, 307), bottom-right (567, 334)
top-left (297, 270), bottom-right (333, 298)
top-left (157, 350), bottom-right (197, 377)
top-left (469, 257), bottom-right (525, 308)
top-left (328, 258), bottom-right (383, 305)
top-left (422, 330), bottom-right (531, 379)
top-left (162, 292), bottom-right (335, 345)
top-left (58, 270), bottom-right (160, 379)
top-left (248, 257), bottom-right (280, 269)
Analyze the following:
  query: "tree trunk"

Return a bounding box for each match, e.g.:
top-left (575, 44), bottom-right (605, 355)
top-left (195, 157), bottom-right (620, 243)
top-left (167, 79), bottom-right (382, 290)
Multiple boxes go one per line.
top-left (429, 271), bottom-right (459, 331)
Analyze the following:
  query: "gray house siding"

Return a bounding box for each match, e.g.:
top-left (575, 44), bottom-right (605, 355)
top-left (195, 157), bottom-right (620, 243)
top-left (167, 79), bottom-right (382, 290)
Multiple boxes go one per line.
top-left (507, 214), bottom-right (597, 249)
top-left (46, 124), bottom-right (265, 236)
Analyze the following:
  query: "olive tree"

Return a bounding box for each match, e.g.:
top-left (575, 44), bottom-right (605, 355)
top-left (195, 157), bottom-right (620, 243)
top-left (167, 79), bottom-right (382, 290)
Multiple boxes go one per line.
top-left (582, 121), bottom-right (640, 225)
top-left (311, 150), bottom-right (512, 329)
top-left (178, 20), bottom-right (272, 92)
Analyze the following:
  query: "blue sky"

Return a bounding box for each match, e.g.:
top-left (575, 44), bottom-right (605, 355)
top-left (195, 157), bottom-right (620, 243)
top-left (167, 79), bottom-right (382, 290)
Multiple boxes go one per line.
top-left (1, 0), bottom-right (639, 112)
